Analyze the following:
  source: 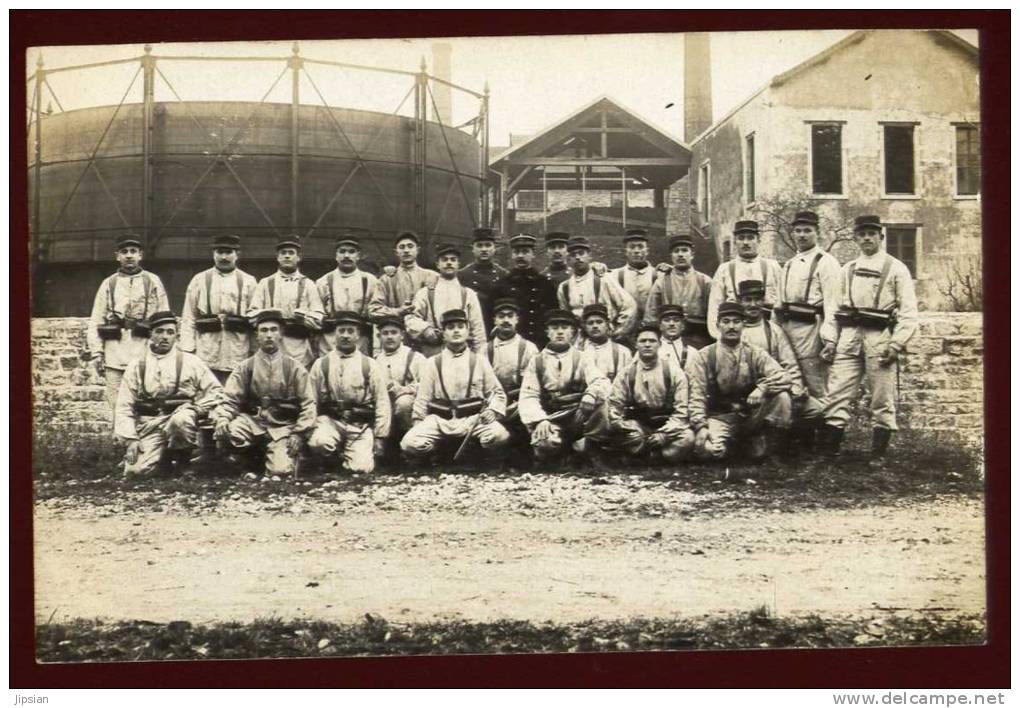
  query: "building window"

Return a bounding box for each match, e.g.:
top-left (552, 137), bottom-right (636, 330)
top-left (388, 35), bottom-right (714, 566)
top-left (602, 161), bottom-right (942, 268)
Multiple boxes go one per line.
top-left (698, 163), bottom-right (710, 222)
top-left (955, 125), bottom-right (981, 196)
top-left (883, 124), bottom-right (916, 195)
top-left (885, 226), bottom-right (918, 277)
top-left (745, 134), bottom-right (756, 204)
top-left (515, 191), bottom-right (544, 212)
top-left (610, 191), bottom-right (627, 208)
top-left (810, 124), bottom-right (843, 195)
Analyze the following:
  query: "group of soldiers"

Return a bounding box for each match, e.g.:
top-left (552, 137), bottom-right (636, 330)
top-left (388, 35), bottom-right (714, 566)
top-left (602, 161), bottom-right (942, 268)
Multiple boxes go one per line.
top-left (87, 211), bottom-right (917, 478)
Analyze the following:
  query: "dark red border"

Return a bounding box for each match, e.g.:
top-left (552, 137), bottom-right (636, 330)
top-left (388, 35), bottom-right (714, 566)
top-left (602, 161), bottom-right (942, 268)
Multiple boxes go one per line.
top-left (11, 10), bottom-right (1009, 688)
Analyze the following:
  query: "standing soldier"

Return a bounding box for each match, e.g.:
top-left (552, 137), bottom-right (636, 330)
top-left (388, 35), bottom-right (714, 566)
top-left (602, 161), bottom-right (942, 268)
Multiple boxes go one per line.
top-left (87, 234), bottom-right (170, 412)
top-left (577, 303), bottom-right (632, 383)
top-left (179, 234), bottom-right (257, 384)
top-left (607, 323), bottom-right (695, 464)
top-left (211, 309), bottom-right (317, 477)
top-left (458, 227), bottom-right (508, 333)
top-left (401, 309), bottom-right (510, 462)
top-left (308, 312), bottom-right (392, 474)
top-left (487, 298), bottom-right (540, 441)
top-left (406, 244), bottom-right (487, 357)
top-left (557, 236), bottom-right (638, 343)
top-left (316, 233), bottom-right (380, 357)
top-left (706, 220), bottom-right (783, 341)
top-left (248, 235), bottom-right (324, 368)
top-left (774, 211), bottom-right (842, 422)
top-left (610, 228), bottom-right (658, 325)
top-left (822, 215), bottom-right (918, 461)
top-left (738, 280), bottom-right (824, 451)
top-left (540, 231), bottom-right (572, 286)
top-left (644, 236), bottom-right (714, 349)
top-left (688, 302), bottom-right (792, 461)
top-left (657, 304), bottom-right (699, 373)
top-left (369, 230), bottom-right (439, 332)
top-left (490, 233), bottom-right (558, 348)
top-left (518, 309), bottom-right (612, 462)
top-left (113, 310), bottom-right (223, 477)
top-left (374, 315), bottom-right (427, 455)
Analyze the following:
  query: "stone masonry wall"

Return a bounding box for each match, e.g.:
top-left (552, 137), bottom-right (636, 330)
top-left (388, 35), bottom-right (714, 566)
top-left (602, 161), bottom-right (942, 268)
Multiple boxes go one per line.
top-left (32, 314), bottom-right (984, 445)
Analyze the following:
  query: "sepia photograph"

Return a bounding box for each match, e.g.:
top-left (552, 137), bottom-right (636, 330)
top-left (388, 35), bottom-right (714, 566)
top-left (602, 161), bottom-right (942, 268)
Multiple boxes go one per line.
top-left (25, 22), bottom-right (989, 672)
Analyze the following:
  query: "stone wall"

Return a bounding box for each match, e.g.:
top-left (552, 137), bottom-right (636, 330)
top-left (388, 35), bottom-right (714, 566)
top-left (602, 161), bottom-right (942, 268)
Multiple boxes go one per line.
top-left (32, 314), bottom-right (984, 444)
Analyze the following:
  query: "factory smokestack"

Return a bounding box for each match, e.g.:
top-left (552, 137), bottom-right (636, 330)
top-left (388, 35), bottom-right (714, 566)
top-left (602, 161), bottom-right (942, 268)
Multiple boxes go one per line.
top-left (431, 42), bottom-right (453, 126)
top-left (684, 33), bottom-right (713, 143)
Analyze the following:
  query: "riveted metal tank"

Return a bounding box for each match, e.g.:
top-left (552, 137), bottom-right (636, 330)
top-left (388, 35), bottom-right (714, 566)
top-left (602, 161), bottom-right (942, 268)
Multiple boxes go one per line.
top-left (30, 101), bottom-right (483, 315)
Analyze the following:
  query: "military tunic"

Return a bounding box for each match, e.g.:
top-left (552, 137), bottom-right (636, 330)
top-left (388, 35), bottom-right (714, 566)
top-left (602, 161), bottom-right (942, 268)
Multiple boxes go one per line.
top-left (114, 346), bottom-right (222, 476)
top-left (459, 260), bottom-right (509, 333)
top-left (659, 336), bottom-right (699, 375)
top-left (375, 344), bottom-right (427, 433)
top-left (308, 350), bottom-right (392, 474)
top-left (644, 266), bottom-right (714, 349)
top-left (576, 338), bottom-right (632, 383)
top-left (706, 257), bottom-right (783, 340)
top-left (370, 263), bottom-right (439, 319)
top-left (316, 267), bottom-right (380, 356)
top-left (607, 355), bottom-right (695, 461)
top-left (609, 263), bottom-right (657, 325)
top-left (490, 268), bottom-right (559, 347)
top-left (179, 267), bottom-right (258, 379)
top-left (541, 262), bottom-right (571, 287)
top-left (249, 271), bottom-right (325, 368)
top-left (557, 270), bottom-right (638, 341)
top-left (742, 319), bottom-right (823, 422)
top-left (405, 278), bottom-right (488, 357)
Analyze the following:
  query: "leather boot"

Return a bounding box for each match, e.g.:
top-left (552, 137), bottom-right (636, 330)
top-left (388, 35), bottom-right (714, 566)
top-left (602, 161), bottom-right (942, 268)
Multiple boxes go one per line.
top-left (775, 428), bottom-right (796, 460)
top-left (820, 424), bottom-right (844, 459)
top-left (871, 428), bottom-right (893, 458)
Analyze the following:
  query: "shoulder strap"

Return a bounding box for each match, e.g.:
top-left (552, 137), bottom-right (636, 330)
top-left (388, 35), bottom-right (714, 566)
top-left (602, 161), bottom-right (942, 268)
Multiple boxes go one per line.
top-left (874, 255), bottom-right (894, 309)
top-left (562, 279), bottom-right (570, 307)
top-left (461, 284), bottom-right (467, 311)
top-left (107, 276), bottom-right (118, 316)
top-left (516, 338), bottom-right (527, 384)
top-left (235, 270), bottom-right (244, 315)
top-left (593, 274), bottom-right (602, 303)
top-left (467, 351), bottom-right (476, 398)
top-left (427, 285), bottom-right (438, 327)
top-left (141, 273), bottom-right (153, 319)
top-left (804, 252), bottom-right (824, 303)
top-left (760, 259), bottom-right (768, 290)
top-left (267, 275), bottom-right (276, 307)
top-left (847, 262), bottom-right (858, 308)
top-left (321, 354), bottom-right (332, 404)
top-left (729, 261), bottom-right (737, 296)
top-left (627, 359), bottom-right (638, 395)
top-left (764, 322), bottom-right (773, 357)
top-left (486, 340), bottom-right (494, 363)
top-left (617, 269), bottom-right (625, 288)
top-left (205, 270), bottom-right (214, 316)
top-left (296, 277), bottom-right (306, 308)
top-left (138, 356), bottom-right (148, 398)
top-left (327, 272), bottom-right (336, 315)
top-left (663, 359), bottom-right (673, 396)
top-left (435, 355), bottom-right (451, 400)
top-left (707, 343), bottom-right (717, 374)
top-left (663, 271), bottom-right (674, 304)
top-left (571, 348), bottom-right (582, 385)
top-left (360, 354), bottom-right (371, 402)
top-left (401, 349), bottom-right (415, 385)
top-left (360, 275), bottom-right (369, 316)
top-left (611, 343), bottom-right (621, 378)
top-left (536, 351), bottom-right (546, 385)
top-left (172, 350), bottom-right (184, 394)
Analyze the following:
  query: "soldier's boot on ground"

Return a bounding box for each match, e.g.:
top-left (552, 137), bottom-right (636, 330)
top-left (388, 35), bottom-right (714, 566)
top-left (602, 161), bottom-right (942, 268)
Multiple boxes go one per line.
top-left (774, 428), bottom-right (796, 461)
top-left (868, 427), bottom-right (893, 468)
top-left (162, 447), bottom-right (193, 476)
top-left (820, 424), bottom-right (844, 460)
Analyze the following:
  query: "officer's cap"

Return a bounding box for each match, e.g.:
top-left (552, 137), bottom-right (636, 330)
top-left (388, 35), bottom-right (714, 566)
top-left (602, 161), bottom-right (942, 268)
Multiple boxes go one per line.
top-left (792, 211), bottom-right (820, 228)
top-left (377, 315), bottom-right (405, 331)
top-left (738, 279), bottom-right (766, 297)
top-left (658, 304), bottom-right (685, 320)
top-left (508, 233), bottom-right (537, 249)
top-left (733, 220), bottom-right (760, 236)
top-left (581, 303), bottom-right (610, 321)
top-left (544, 231), bottom-right (570, 247)
top-left (276, 235), bottom-right (302, 251)
top-left (635, 322), bottom-right (662, 338)
top-left (115, 234), bottom-right (144, 251)
top-left (567, 235), bottom-right (593, 252)
top-left (623, 228), bottom-right (649, 243)
top-left (434, 243), bottom-right (461, 259)
top-left (492, 298), bottom-right (521, 315)
top-left (544, 309), bottom-right (578, 327)
top-left (717, 301), bottom-right (746, 320)
top-left (669, 236), bottom-right (694, 250)
top-left (854, 215), bottom-right (883, 232)
top-left (211, 234), bottom-right (241, 250)
top-left (441, 309), bottom-right (469, 327)
top-left (394, 230), bottom-right (420, 246)
top-left (333, 310), bottom-right (365, 328)
top-left (253, 309), bottom-right (285, 327)
top-left (471, 227), bottom-right (498, 243)
top-left (147, 310), bottom-right (178, 329)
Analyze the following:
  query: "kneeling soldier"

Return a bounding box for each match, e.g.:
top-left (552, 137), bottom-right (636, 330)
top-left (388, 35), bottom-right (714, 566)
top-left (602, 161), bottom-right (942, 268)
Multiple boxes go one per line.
top-left (374, 315), bottom-right (427, 448)
top-left (657, 304), bottom-right (699, 372)
top-left (114, 311), bottom-right (223, 477)
top-left (487, 298), bottom-right (540, 444)
top-left (688, 302), bottom-right (792, 461)
top-left (577, 303), bottom-right (632, 382)
top-left (308, 312), bottom-right (391, 474)
top-left (518, 309), bottom-right (612, 461)
top-left (401, 309), bottom-right (509, 462)
top-left (212, 309), bottom-right (317, 477)
top-left (607, 323), bottom-right (695, 463)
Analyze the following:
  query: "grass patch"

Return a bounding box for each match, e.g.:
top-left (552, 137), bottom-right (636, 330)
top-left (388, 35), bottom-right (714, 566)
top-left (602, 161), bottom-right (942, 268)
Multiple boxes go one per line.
top-left (36, 609), bottom-right (986, 662)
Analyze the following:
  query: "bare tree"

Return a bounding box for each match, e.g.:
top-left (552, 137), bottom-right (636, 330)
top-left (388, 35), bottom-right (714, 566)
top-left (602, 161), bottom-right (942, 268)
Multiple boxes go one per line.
top-left (752, 193), bottom-right (856, 259)
top-left (935, 254), bottom-right (983, 312)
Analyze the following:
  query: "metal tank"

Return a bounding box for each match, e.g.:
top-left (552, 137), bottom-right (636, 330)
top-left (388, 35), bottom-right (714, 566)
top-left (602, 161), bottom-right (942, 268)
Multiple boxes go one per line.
top-left (29, 47), bottom-right (490, 316)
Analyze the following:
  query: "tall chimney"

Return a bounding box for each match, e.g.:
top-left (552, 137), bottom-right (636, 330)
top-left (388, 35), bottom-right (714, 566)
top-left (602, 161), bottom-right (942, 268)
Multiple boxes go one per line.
top-left (683, 33), bottom-right (713, 143)
top-left (431, 42), bottom-right (453, 126)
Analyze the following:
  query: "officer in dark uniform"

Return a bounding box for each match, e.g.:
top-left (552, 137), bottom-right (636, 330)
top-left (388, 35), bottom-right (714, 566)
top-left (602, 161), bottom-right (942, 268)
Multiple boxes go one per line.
top-left (458, 227), bottom-right (508, 333)
top-left (491, 233), bottom-right (559, 348)
top-left (541, 231), bottom-right (572, 286)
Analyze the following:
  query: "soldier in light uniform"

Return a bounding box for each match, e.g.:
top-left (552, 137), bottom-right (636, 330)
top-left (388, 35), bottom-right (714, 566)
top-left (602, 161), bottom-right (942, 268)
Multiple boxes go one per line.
top-left (822, 215), bottom-right (919, 461)
top-left (518, 309), bottom-right (612, 461)
top-left (540, 231), bottom-right (572, 286)
top-left (609, 228), bottom-right (658, 325)
top-left (374, 315), bottom-right (427, 452)
top-left (87, 235), bottom-right (170, 412)
top-left (738, 280), bottom-right (824, 451)
top-left (211, 309), bottom-right (317, 477)
top-left (486, 298), bottom-right (540, 444)
top-left (316, 233), bottom-right (380, 358)
top-left (606, 323), bottom-right (696, 463)
top-left (369, 231), bottom-right (439, 335)
top-left (458, 227), bottom-right (508, 334)
top-left (773, 211), bottom-right (843, 425)
top-left (688, 302), bottom-right (792, 461)
top-left (657, 304), bottom-right (699, 373)
top-left (576, 303), bottom-right (632, 383)
top-left (248, 235), bottom-right (324, 368)
top-left (490, 234), bottom-right (559, 348)
top-left (179, 234), bottom-right (257, 384)
top-left (557, 236), bottom-right (638, 343)
top-left (406, 244), bottom-right (487, 357)
top-left (644, 236), bottom-right (714, 350)
top-left (401, 309), bottom-right (510, 461)
top-left (707, 220), bottom-right (783, 341)
top-left (308, 312), bottom-right (392, 474)
top-left (114, 311), bottom-right (223, 477)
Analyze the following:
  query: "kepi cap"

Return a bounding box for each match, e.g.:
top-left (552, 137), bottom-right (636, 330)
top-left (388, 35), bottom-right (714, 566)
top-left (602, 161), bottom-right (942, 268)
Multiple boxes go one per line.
top-left (492, 298), bottom-right (521, 315)
top-left (658, 304), bottom-right (685, 319)
top-left (733, 220), bottom-right (760, 236)
top-left (669, 236), bottom-right (694, 250)
top-left (567, 235), bottom-right (592, 252)
top-left (623, 228), bottom-right (649, 243)
top-left (544, 231), bottom-right (570, 246)
top-left (581, 303), bottom-right (609, 321)
top-left (854, 215), bottom-right (883, 231)
top-left (115, 234), bottom-right (144, 251)
top-left (471, 227), bottom-right (498, 243)
top-left (333, 310), bottom-right (365, 328)
top-left (253, 309), bottom-right (285, 327)
top-left (434, 243), bottom-right (461, 258)
top-left (508, 233), bottom-right (537, 249)
top-left (544, 309), bottom-right (578, 327)
top-left (440, 309), bottom-right (469, 327)
top-left (737, 279), bottom-right (766, 297)
top-left (377, 315), bottom-right (405, 331)
top-left (211, 234), bottom-right (241, 250)
top-left (717, 301), bottom-right (745, 319)
top-left (276, 235), bottom-right (302, 251)
top-left (394, 230), bottom-right (420, 246)
top-left (334, 233), bottom-right (362, 250)
top-left (147, 310), bottom-right (177, 329)
top-left (792, 211), bottom-right (820, 228)
top-left (635, 322), bottom-right (661, 338)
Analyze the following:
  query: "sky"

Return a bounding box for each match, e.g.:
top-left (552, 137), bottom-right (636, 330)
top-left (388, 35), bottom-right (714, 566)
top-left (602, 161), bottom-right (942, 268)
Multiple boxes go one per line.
top-left (27, 29), bottom-right (978, 147)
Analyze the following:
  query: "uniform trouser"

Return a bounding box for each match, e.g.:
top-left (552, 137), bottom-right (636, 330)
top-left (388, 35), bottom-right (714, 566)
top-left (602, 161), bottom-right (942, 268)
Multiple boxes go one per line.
top-left (793, 393), bottom-right (825, 424)
top-left (123, 406), bottom-right (201, 476)
top-left (224, 413), bottom-right (298, 476)
top-left (105, 367), bottom-right (126, 413)
top-left (696, 392), bottom-right (792, 461)
top-left (392, 394), bottom-right (415, 435)
top-left (529, 401), bottom-right (611, 460)
top-left (824, 352), bottom-right (898, 431)
top-left (609, 419), bottom-right (696, 462)
top-left (400, 414), bottom-right (510, 459)
top-left (308, 415), bottom-right (377, 473)
top-left (780, 320), bottom-right (829, 401)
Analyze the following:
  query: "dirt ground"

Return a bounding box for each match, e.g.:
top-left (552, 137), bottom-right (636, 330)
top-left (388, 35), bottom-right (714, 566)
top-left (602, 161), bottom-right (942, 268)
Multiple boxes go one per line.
top-left (34, 472), bottom-right (986, 627)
